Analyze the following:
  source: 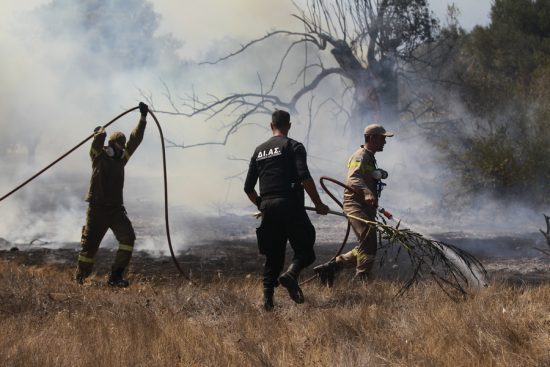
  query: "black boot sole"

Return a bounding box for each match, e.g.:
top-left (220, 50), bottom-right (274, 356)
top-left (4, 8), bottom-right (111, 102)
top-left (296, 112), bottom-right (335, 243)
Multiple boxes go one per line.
top-left (279, 275), bottom-right (304, 304)
top-left (108, 280), bottom-right (130, 288)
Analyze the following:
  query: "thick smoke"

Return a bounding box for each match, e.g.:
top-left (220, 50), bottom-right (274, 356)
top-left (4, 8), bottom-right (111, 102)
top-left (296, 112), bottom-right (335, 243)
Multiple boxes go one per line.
top-left (0, 0), bottom-right (186, 246)
top-left (0, 0), bottom-right (544, 258)
top-left (0, 0), bottom-right (301, 251)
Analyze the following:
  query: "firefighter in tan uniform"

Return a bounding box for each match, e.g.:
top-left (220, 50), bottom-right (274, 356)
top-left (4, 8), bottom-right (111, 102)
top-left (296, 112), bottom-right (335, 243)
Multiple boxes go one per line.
top-left (314, 124), bottom-right (393, 284)
top-left (75, 102), bottom-right (148, 287)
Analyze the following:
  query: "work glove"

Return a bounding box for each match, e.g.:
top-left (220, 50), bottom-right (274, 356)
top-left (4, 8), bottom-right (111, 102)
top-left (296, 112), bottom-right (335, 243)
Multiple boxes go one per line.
top-left (255, 196), bottom-right (262, 210)
top-left (364, 193), bottom-right (378, 208)
top-left (371, 169), bottom-right (388, 180)
top-left (139, 102), bottom-right (149, 117)
top-left (93, 126), bottom-right (105, 135)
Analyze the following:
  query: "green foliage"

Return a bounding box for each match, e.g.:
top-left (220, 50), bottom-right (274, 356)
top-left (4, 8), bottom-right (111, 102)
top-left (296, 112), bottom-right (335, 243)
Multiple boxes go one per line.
top-left (378, 0), bottom-right (439, 52)
top-left (436, 0), bottom-right (550, 207)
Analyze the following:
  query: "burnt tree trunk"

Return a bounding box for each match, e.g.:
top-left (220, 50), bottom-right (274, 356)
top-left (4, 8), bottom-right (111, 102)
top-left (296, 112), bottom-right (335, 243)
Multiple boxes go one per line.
top-left (330, 40), bottom-right (399, 135)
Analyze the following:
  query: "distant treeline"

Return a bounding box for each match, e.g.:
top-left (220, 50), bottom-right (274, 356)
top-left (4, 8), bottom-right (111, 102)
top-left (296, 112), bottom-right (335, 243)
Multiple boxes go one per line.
top-left (426, 0), bottom-right (550, 207)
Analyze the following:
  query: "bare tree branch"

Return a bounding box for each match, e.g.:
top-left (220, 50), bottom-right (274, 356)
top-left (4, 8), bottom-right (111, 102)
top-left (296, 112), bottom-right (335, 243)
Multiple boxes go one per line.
top-left (199, 30), bottom-right (320, 65)
top-left (152, 0), bottom-right (445, 149)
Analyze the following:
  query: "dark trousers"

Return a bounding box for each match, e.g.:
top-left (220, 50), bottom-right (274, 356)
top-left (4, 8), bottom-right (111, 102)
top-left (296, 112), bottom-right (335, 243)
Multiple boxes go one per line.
top-left (76, 204), bottom-right (136, 278)
top-left (256, 201), bottom-right (316, 289)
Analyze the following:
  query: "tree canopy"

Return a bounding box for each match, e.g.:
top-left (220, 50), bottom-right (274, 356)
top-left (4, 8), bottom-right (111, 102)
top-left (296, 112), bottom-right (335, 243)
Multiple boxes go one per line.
top-left (436, 0), bottom-right (550, 206)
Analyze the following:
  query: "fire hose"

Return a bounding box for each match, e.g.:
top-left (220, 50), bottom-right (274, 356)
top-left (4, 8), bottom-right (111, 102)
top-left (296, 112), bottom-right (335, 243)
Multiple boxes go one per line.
top-left (299, 176), bottom-right (389, 285)
top-left (301, 176), bottom-right (488, 293)
top-left (0, 106), bottom-right (190, 280)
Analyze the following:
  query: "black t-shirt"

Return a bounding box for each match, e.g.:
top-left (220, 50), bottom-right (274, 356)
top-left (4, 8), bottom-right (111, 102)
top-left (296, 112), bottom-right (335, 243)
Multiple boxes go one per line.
top-left (244, 136), bottom-right (312, 205)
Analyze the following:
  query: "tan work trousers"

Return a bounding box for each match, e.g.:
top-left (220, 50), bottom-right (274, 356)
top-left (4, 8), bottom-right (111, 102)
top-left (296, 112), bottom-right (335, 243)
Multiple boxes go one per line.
top-left (336, 205), bottom-right (377, 276)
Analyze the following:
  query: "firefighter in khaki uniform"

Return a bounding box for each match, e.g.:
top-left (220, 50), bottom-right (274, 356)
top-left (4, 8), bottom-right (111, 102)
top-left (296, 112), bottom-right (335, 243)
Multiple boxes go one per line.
top-left (314, 124), bottom-right (393, 284)
top-left (75, 102), bottom-right (148, 287)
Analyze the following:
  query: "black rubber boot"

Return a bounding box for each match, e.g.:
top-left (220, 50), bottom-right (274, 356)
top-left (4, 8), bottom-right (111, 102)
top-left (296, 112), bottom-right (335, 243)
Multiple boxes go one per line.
top-left (313, 258), bottom-right (341, 287)
top-left (75, 267), bottom-right (91, 285)
top-left (352, 271), bottom-right (371, 285)
top-left (263, 288), bottom-right (274, 311)
top-left (75, 273), bottom-right (86, 285)
top-left (278, 264), bottom-right (304, 304)
top-left (108, 269), bottom-right (129, 288)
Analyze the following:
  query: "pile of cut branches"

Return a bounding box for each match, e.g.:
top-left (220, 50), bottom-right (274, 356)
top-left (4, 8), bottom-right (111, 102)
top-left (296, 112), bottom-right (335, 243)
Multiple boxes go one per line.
top-left (316, 176), bottom-right (487, 301)
top-left (362, 214), bottom-right (488, 301)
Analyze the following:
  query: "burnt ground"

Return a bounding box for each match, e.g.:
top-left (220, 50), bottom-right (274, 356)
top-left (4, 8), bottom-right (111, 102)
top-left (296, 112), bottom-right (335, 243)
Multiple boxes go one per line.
top-left (1, 235), bottom-right (549, 287)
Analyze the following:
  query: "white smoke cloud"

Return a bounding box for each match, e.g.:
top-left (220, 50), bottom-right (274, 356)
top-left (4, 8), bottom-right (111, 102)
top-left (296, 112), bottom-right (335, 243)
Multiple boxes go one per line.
top-left (0, 0), bottom-right (186, 245)
top-left (3, 0), bottom-right (542, 258)
top-left (0, 0), bottom-right (301, 250)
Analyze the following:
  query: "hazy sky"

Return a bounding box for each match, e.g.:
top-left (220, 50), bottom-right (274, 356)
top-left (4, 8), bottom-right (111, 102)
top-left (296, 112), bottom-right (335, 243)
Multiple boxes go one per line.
top-left (1, 1), bottom-right (492, 60)
top-left (154, 0), bottom-right (492, 59)
top-left (0, 0), bottom-right (507, 244)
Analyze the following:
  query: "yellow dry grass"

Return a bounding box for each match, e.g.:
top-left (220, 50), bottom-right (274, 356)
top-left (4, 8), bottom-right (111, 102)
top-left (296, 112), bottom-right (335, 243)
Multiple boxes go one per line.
top-left (0, 260), bottom-right (549, 367)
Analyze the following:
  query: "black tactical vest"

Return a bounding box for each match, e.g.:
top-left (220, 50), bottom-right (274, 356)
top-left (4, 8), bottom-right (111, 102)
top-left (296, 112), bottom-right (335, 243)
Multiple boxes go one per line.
top-left (245, 136), bottom-right (311, 205)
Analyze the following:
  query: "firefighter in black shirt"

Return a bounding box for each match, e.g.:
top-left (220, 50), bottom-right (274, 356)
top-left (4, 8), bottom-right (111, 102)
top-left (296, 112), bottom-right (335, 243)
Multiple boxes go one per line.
top-left (244, 110), bottom-right (329, 311)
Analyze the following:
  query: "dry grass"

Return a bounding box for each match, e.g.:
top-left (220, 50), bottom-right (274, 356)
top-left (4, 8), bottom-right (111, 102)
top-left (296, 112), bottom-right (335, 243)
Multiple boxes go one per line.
top-left (0, 260), bottom-right (549, 367)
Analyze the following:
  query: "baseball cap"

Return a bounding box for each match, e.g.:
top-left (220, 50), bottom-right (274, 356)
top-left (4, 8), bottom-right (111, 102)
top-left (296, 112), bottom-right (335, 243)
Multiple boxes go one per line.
top-left (363, 124), bottom-right (394, 137)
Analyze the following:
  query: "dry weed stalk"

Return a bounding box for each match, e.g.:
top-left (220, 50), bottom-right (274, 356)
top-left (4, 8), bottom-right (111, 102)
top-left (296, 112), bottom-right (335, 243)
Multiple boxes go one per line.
top-left (0, 261), bottom-right (549, 367)
top-left (316, 177), bottom-right (487, 300)
top-left (347, 213), bottom-right (487, 300)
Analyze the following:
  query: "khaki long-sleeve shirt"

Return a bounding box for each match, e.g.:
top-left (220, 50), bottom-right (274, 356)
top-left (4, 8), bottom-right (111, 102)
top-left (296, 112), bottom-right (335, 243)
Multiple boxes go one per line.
top-left (342, 145), bottom-right (377, 214)
top-left (85, 116), bottom-right (146, 205)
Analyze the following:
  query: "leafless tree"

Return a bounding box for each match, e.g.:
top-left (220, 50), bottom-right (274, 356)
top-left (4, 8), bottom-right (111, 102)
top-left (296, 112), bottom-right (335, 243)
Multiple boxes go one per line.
top-left (539, 214), bottom-right (550, 252)
top-left (146, 0), bottom-right (451, 148)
